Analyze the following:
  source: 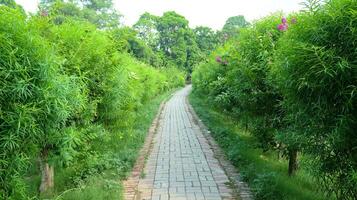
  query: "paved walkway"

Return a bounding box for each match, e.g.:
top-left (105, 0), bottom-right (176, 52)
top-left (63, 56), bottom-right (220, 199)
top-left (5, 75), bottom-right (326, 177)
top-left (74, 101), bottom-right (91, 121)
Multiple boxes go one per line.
top-left (137, 86), bottom-right (234, 200)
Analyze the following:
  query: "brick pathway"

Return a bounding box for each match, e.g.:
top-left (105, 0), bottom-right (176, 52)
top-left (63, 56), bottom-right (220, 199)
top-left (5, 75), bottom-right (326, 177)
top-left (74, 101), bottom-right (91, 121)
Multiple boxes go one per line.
top-left (136, 86), bottom-right (234, 200)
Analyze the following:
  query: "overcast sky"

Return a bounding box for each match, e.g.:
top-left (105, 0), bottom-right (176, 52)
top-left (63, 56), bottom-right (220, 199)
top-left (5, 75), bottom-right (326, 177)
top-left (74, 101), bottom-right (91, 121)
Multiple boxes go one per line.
top-left (15, 0), bottom-right (303, 30)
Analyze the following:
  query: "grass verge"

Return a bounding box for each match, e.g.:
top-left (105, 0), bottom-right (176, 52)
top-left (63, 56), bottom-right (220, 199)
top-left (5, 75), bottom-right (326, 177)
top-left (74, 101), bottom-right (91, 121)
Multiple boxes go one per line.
top-left (189, 92), bottom-right (330, 200)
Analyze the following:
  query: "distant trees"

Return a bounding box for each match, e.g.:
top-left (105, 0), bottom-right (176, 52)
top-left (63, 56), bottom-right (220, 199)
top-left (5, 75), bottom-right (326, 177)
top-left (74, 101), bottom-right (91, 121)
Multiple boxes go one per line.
top-left (193, 26), bottom-right (220, 56)
top-left (134, 12), bottom-right (159, 49)
top-left (156, 11), bottom-right (192, 68)
top-left (132, 11), bottom-right (232, 72)
top-left (0, 0), bottom-right (17, 8)
top-left (222, 15), bottom-right (250, 38)
top-left (39, 0), bottom-right (121, 28)
top-left (0, 0), bottom-right (24, 11)
top-left (37, 1), bottom-right (227, 73)
top-left (14, 0), bottom-right (250, 74)
top-left (110, 27), bottom-right (162, 67)
top-left (134, 12), bottom-right (201, 71)
top-left (80, 0), bottom-right (121, 28)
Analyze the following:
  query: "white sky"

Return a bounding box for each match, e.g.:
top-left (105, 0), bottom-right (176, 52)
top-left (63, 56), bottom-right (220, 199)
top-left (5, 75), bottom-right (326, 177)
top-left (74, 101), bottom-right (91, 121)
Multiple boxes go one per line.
top-left (15, 0), bottom-right (303, 30)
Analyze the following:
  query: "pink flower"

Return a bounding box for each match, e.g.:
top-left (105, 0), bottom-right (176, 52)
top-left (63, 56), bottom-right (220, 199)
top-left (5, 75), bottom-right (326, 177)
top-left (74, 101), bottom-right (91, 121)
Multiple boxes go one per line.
top-left (223, 61), bottom-right (228, 65)
top-left (277, 23), bottom-right (288, 31)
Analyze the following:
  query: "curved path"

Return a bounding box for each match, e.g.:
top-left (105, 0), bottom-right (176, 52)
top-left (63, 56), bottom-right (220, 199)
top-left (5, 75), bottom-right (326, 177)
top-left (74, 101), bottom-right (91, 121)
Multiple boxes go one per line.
top-left (128, 86), bottom-right (244, 200)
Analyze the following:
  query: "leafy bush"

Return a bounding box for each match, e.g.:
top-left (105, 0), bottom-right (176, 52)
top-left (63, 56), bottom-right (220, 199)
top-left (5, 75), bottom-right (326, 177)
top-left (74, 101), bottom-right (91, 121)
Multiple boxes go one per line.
top-left (0, 6), bottom-right (185, 199)
top-left (273, 0), bottom-right (357, 198)
top-left (192, 0), bottom-right (357, 198)
top-left (34, 19), bottom-right (184, 192)
top-left (193, 14), bottom-right (284, 151)
top-left (0, 7), bottom-right (81, 198)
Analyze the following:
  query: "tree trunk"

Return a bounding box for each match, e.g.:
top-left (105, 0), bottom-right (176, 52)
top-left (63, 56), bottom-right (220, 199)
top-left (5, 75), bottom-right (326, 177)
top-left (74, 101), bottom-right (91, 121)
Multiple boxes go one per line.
top-left (288, 149), bottom-right (298, 176)
top-left (39, 149), bottom-right (54, 194)
top-left (245, 116), bottom-right (248, 131)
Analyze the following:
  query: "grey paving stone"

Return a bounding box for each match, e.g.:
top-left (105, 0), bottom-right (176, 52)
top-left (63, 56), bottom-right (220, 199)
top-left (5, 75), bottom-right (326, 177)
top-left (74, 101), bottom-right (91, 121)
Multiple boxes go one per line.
top-left (136, 86), bottom-right (233, 200)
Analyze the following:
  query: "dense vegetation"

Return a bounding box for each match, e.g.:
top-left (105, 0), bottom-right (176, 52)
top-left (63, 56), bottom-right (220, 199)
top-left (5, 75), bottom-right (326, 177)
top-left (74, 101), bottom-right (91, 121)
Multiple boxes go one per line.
top-left (1, 0), bottom-right (246, 198)
top-left (0, 0), bottom-right (187, 199)
top-left (191, 0), bottom-right (356, 199)
top-left (2, 0), bottom-right (354, 199)
top-left (190, 94), bottom-right (328, 200)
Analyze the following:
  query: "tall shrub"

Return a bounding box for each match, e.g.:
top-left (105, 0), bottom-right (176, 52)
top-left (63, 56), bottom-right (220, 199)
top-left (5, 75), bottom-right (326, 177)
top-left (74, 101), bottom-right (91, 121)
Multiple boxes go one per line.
top-left (274, 0), bottom-right (357, 198)
top-left (0, 7), bottom-right (81, 198)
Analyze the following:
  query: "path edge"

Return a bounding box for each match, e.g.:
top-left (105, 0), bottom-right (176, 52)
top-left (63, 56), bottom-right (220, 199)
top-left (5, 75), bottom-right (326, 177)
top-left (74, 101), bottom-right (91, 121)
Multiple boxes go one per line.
top-left (123, 99), bottom-right (167, 200)
top-left (185, 92), bottom-right (254, 200)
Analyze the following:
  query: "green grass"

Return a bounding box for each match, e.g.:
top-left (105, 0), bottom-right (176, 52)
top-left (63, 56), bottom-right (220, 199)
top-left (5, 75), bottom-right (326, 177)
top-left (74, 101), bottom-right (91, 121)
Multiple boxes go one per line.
top-left (189, 92), bottom-right (331, 200)
top-left (26, 88), bottom-right (178, 200)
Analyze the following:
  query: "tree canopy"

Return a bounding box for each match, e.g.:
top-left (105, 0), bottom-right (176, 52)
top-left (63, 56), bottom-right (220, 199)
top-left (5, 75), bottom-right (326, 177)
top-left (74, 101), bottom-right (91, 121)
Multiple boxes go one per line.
top-left (222, 15), bottom-right (250, 38)
top-left (39, 0), bottom-right (121, 28)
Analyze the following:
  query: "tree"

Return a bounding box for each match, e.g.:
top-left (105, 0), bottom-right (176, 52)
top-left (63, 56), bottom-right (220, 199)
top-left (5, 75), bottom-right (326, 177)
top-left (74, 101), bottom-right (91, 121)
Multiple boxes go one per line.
top-left (156, 11), bottom-right (203, 71)
top-left (39, 0), bottom-right (121, 28)
top-left (0, 0), bottom-right (16, 7)
top-left (110, 27), bottom-right (162, 67)
top-left (193, 26), bottom-right (220, 55)
top-left (81, 0), bottom-right (121, 28)
top-left (38, 0), bottom-right (57, 8)
top-left (222, 15), bottom-right (249, 38)
top-left (185, 29), bottom-right (204, 73)
top-left (133, 12), bottom-right (159, 49)
top-left (0, 0), bottom-right (24, 11)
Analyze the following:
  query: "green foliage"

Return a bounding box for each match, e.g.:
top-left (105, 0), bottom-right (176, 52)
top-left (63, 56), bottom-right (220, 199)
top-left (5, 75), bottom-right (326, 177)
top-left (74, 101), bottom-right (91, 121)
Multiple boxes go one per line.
top-left (133, 12), bottom-right (159, 49)
top-left (274, 0), bottom-right (357, 198)
top-left (81, 0), bottom-right (121, 29)
top-left (300, 0), bottom-right (322, 13)
top-left (39, 0), bottom-right (121, 29)
top-left (110, 27), bottom-right (163, 67)
top-left (189, 94), bottom-right (328, 200)
top-left (222, 15), bottom-right (250, 38)
top-left (132, 11), bottom-right (224, 73)
top-left (0, 0), bottom-right (18, 8)
top-left (30, 17), bottom-right (184, 194)
top-left (193, 14), bottom-right (284, 151)
top-left (0, 0), bottom-right (25, 12)
top-left (0, 7), bottom-right (80, 199)
top-left (0, 5), bottom-right (184, 199)
top-left (156, 11), bottom-right (190, 68)
top-left (252, 173), bottom-right (284, 200)
top-left (54, 88), bottom-right (175, 200)
top-left (133, 11), bottom-right (205, 72)
top-left (193, 26), bottom-right (220, 56)
top-left (192, 0), bottom-right (357, 199)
